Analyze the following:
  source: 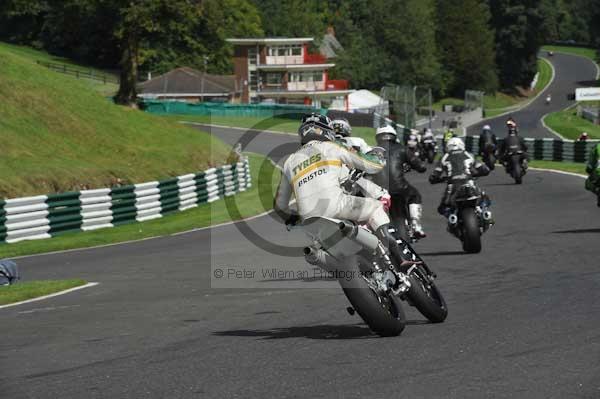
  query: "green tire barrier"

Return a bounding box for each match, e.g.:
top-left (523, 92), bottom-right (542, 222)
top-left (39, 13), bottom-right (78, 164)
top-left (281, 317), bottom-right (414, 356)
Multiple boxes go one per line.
top-left (463, 136), bottom-right (599, 163)
top-left (143, 101), bottom-right (325, 119)
top-left (0, 158), bottom-right (251, 244)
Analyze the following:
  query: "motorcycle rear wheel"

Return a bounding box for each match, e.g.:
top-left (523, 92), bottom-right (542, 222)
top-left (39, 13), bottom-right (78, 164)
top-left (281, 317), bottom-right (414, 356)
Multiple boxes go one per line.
top-left (461, 208), bottom-right (482, 253)
top-left (511, 157), bottom-right (522, 184)
top-left (341, 275), bottom-right (406, 337)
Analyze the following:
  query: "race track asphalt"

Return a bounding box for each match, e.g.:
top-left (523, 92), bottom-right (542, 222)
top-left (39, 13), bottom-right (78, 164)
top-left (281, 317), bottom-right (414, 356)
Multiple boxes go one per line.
top-left (2, 124), bottom-right (600, 399)
top-left (467, 52), bottom-right (599, 139)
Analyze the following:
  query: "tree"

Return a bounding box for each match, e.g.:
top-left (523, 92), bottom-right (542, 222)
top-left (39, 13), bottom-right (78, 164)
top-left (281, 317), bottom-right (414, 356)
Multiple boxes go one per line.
top-left (113, 0), bottom-right (202, 106)
top-left (436, 0), bottom-right (498, 95)
top-left (488, 0), bottom-right (545, 90)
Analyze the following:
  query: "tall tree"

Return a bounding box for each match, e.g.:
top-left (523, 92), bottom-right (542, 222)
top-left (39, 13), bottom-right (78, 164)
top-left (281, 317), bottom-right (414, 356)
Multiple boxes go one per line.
top-left (488, 0), bottom-right (545, 89)
top-left (113, 0), bottom-right (202, 106)
top-left (437, 0), bottom-right (498, 95)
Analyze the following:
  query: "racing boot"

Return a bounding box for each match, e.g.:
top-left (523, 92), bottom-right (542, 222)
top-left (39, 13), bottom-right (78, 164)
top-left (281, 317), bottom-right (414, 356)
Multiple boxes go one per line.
top-left (409, 203), bottom-right (427, 239)
top-left (375, 224), bottom-right (420, 269)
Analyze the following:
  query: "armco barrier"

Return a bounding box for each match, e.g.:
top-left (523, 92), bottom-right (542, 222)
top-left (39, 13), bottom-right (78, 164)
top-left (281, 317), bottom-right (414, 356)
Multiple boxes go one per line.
top-left (0, 158), bottom-right (251, 244)
top-left (463, 136), bottom-right (599, 163)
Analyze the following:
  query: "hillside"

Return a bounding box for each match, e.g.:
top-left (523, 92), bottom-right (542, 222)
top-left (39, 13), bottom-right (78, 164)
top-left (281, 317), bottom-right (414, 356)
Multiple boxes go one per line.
top-left (0, 44), bottom-right (229, 198)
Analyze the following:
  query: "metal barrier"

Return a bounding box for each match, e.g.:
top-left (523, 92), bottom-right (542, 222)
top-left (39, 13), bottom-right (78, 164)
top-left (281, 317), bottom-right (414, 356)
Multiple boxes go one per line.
top-left (0, 159), bottom-right (251, 244)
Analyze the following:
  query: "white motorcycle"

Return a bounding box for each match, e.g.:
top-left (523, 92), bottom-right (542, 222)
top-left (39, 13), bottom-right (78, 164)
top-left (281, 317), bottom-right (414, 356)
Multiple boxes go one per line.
top-left (295, 170), bottom-right (447, 336)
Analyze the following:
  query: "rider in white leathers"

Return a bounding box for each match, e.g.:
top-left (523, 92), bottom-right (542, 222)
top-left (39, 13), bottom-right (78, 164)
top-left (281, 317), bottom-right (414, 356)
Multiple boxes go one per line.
top-left (274, 114), bottom-right (409, 266)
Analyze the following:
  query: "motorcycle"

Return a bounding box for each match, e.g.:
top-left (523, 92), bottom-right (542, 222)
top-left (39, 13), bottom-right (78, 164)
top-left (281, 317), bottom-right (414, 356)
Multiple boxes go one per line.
top-left (300, 217), bottom-right (447, 336)
top-left (420, 138), bottom-right (437, 164)
top-left (297, 169), bottom-right (447, 336)
top-left (445, 181), bottom-right (494, 253)
top-left (504, 151), bottom-right (527, 184)
top-left (480, 143), bottom-right (497, 171)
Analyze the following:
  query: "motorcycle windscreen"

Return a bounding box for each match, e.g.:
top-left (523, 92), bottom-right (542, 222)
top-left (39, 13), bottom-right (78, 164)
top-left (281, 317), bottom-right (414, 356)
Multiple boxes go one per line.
top-left (300, 217), bottom-right (364, 258)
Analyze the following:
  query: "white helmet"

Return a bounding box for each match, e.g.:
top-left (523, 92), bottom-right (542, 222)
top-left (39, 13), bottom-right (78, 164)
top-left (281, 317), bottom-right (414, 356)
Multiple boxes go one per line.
top-left (446, 137), bottom-right (465, 152)
top-left (375, 125), bottom-right (397, 139)
top-left (483, 125), bottom-right (491, 131)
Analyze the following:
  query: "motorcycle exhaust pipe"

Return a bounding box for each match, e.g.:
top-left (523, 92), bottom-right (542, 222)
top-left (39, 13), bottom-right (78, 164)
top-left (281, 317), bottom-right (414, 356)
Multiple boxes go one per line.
top-left (338, 221), bottom-right (379, 251)
top-left (303, 246), bottom-right (341, 272)
top-left (448, 214), bottom-right (458, 225)
top-left (482, 210), bottom-right (493, 221)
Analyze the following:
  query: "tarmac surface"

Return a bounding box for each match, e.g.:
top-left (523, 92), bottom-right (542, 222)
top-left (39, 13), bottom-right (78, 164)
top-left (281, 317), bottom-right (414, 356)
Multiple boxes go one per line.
top-left (3, 123), bottom-right (600, 398)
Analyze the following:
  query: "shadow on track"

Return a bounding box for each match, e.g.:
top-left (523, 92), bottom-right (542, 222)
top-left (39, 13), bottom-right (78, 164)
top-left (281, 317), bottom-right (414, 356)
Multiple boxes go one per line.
top-left (419, 251), bottom-right (466, 257)
top-left (213, 321), bottom-right (429, 340)
top-left (552, 228), bottom-right (600, 234)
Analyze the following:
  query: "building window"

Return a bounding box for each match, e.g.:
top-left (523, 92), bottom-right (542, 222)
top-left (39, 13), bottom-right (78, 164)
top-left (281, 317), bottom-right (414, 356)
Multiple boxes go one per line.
top-left (290, 71), bottom-right (324, 82)
top-left (265, 73), bottom-right (283, 85)
top-left (291, 45), bottom-right (302, 56)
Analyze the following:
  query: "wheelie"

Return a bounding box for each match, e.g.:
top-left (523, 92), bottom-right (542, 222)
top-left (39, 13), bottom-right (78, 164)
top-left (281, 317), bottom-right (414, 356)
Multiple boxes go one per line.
top-left (430, 137), bottom-right (494, 253)
top-left (275, 115), bottom-right (447, 336)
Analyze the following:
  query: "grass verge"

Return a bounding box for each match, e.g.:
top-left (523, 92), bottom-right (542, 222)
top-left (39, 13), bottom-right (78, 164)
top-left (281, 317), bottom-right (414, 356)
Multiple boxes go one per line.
top-left (0, 43), bottom-right (230, 197)
top-left (530, 160), bottom-right (586, 175)
top-left (544, 109), bottom-right (600, 140)
top-left (434, 59), bottom-right (553, 118)
top-left (0, 153), bottom-right (280, 259)
top-left (0, 279), bottom-right (87, 305)
top-left (541, 45), bottom-right (600, 64)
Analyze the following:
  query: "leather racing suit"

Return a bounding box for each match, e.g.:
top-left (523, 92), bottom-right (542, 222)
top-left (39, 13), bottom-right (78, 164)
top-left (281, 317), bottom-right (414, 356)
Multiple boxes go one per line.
top-left (274, 140), bottom-right (388, 231)
top-left (429, 150), bottom-right (490, 215)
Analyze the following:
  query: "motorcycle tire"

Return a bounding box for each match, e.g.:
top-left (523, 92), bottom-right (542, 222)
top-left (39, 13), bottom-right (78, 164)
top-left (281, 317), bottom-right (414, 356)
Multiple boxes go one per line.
top-left (427, 149), bottom-right (435, 164)
top-left (405, 265), bottom-right (448, 323)
top-left (460, 208), bottom-right (482, 253)
top-left (340, 273), bottom-right (406, 337)
top-left (486, 153), bottom-right (496, 170)
top-left (511, 156), bottom-right (522, 184)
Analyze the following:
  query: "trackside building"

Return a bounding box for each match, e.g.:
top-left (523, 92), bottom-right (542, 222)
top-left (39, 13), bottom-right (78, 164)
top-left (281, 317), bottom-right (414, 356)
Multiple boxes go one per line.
top-left (227, 37), bottom-right (352, 108)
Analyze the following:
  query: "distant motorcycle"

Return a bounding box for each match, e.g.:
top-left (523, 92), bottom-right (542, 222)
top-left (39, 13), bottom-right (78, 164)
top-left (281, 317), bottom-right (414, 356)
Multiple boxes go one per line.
top-left (420, 137), bottom-right (437, 164)
top-left (504, 151), bottom-right (527, 184)
top-left (445, 181), bottom-right (494, 253)
top-left (480, 143), bottom-right (497, 171)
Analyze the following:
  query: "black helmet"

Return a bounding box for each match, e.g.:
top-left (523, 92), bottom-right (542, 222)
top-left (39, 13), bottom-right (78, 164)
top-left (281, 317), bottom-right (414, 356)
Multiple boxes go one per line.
top-left (331, 118), bottom-right (352, 137)
top-left (298, 113), bottom-right (335, 144)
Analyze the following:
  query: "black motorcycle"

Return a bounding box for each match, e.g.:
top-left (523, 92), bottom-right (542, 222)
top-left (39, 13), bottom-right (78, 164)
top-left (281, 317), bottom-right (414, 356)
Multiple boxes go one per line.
top-left (504, 151), bottom-right (527, 184)
top-left (420, 138), bottom-right (437, 164)
top-left (480, 143), bottom-right (497, 171)
top-left (446, 182), bottom-right (494, 253)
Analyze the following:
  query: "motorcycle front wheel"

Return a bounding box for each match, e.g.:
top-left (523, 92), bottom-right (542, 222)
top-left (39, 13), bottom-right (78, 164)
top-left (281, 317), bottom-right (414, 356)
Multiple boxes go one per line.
top-left (340, 274), bottom-right (406, 337)
top-left (405, 265), bottom-right (448, 323)
top-left (427, 149), bottom-right (435, 164)
top-left (460, 207), bottom-right (482, 253)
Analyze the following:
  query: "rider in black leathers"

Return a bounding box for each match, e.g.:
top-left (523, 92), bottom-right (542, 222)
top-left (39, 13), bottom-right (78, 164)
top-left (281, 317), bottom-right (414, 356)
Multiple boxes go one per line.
top-left (478, 125), bottom-right (497, 156)
top-left (498, 127), bottom-right (528, 169)
top-left (429, 138), bottom-right (490, 216)
top-left (372, 125), bottom-right (428, 238)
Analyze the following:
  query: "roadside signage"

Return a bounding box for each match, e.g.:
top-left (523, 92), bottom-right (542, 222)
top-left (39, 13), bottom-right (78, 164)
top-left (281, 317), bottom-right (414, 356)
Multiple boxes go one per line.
top-left (575, 87), bottom-right (600, 101)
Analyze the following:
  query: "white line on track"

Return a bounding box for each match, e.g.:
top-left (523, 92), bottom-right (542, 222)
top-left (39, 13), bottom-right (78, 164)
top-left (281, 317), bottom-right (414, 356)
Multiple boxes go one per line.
top-left (0, 282), bottom-right (99, 310)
